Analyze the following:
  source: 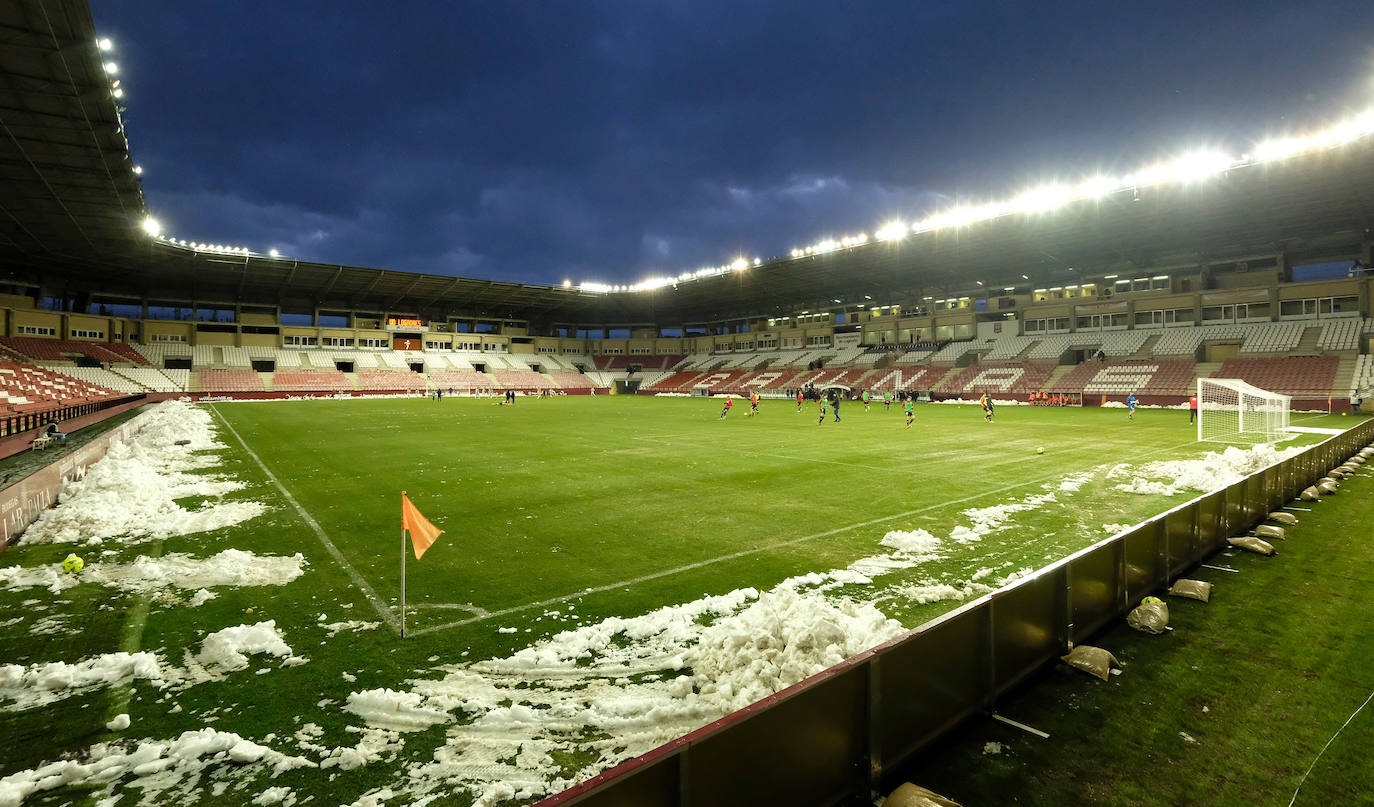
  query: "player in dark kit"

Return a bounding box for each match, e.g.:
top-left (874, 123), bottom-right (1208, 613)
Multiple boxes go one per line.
top-left (748, 391), bottom-right (760, 417)
top-left (980, 392), bottom-right (994, 422)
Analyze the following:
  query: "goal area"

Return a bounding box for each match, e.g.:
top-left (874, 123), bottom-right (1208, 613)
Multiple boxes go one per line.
top-left (1197, 378), bottom-right (1291, 444)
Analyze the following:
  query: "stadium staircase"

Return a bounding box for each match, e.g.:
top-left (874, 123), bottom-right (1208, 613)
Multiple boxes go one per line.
top-left (1332, 356), bottom-right (1358, 400)
top-left (1126, 334), bottom-right (1162, 360)
top-left (1295, 326), bottom-right (1324, 355)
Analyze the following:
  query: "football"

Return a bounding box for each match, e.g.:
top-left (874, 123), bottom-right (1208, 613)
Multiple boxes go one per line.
top-left (61, 554), bottom-right (83, 574)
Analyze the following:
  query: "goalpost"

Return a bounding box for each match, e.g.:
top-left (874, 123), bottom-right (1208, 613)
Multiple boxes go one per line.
top-left (1197, 378), bottom-right (1291, 444)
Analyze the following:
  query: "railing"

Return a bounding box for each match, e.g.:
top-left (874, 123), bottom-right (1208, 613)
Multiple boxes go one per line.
top-left (0, 394), bottom-right (147, 439)
top-left (536, 418), bottom-right (1374, 807)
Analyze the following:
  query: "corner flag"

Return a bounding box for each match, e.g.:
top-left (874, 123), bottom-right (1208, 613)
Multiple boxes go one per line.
top-left (402, 492), bottom-right (444, 560)
top-left (400, 491), bottom-right (445, 638)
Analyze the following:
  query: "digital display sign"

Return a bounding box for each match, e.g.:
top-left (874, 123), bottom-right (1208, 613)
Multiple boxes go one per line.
top-left (386, 317), bottom-right (424, 329)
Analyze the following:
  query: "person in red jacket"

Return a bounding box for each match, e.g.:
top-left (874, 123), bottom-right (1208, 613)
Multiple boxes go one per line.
top-left (796, 389), bottom-right (804, 412)
top-left (719, 397), bottom-right (733, 419)
top-left (1189, 393), bottom-right (1199, 424)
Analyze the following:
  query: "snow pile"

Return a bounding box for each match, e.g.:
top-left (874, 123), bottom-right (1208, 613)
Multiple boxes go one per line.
top-left (106, 713), bottom-right (131, 731)
top-left (879, 529), bottom-right (941, 556)
top-left (1058, 470), bottom-right (1097, 492)
top-left (0, 652), bottom-right (162, 711)
top-left (0, 728), bottom-right (314, 807)
top-left (197, 621), bottom-right (293, 673)
top-left (342, 586), bottom-right (904, 805)
top-left (21, 401), bottom-right (265, 547)
top-left (886, 581), bottom-right (991, 605)
top-left (0, 550), bottom-right (306, 596)
top-left (1115, 444), bottom-right (1298, 496)
top-left (319, 619), bottom-right (382, 638)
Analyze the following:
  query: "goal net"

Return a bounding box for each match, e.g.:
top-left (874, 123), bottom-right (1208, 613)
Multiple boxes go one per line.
top-left (1197, 378), bottom-right (1291, 444)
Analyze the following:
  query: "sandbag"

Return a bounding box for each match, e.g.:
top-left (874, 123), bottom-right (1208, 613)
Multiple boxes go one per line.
top-left (1168, 579), bottom-right (1212, 602)
top-left (1126, 597), bottom-right (1169, 635)
top-left (1318, 481), bottom-right (1338, 495)
top-left (1300, 486), bottom-right (1320, 501)
top-left (1228, 536), bottom-right (1276, 555)
top-left (1338, 463), bottom-right (1358, 473)
top-left (1061, 645), bottom-right (1120, 682)
top-left (1255, 524), bottom-right (1285, 541)
top-left (1267, 511), bottom-right (1298, 526)
top-left (1348, 456), bottom-right (1366, 465)
top-left (1328, 469), bottom-right (1345, 480)
top-left (884, 783), bottom-right (964, 807)
top-left (1319, 477), bottom-right (1338, 486)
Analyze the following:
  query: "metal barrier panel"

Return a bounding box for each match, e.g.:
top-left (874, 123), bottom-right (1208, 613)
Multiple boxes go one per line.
top-left (1123, 521), bottom-right (1163, 602)
top-left (990, 569), bottom-right (1064, 696)
top-left (1241, 475), bottom-right (1263, 528)
top-left (687, 667), bottom-right (867, 807)
top-left (1067, 541), bottom-right (1121, 643)
top-left (874, 605), bottom-right (990, 772)
top-left (1196, 490), bottom-right (1224, 554)
top-left (1223, 480), bottom-right (1248, 537)
top-left (1165, 507), bottom-right (1197, 578)
top-left (547, 754), bottom-right (681, 807)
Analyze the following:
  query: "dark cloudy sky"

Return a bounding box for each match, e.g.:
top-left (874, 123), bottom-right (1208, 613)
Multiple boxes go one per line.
top-left (93, 1), bottom-right (1373, 286)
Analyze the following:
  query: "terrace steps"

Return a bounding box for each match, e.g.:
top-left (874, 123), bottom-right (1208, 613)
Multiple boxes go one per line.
top-left (1333, 355), bottom-right (1358, 398)
top-left (1125, 334), bottom-right (1161, 360)
top-left (1296, 326), bottom-right (1324, 355)
top-left (1039, 364), bottom-right (1078, 392)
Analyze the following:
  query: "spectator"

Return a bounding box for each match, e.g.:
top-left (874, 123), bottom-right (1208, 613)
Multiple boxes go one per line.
top-left (45, 421), bottom-right (67, 444)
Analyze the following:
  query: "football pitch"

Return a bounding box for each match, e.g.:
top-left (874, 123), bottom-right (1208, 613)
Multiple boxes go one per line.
top-left (0, 397), bottom-right (1357, 806)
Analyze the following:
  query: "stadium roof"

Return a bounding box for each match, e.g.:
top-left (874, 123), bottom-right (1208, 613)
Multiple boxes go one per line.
top-left (3, 0), bottom-right (1373, 328)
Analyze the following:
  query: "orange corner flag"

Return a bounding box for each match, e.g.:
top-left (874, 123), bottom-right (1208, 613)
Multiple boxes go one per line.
top-left (402, 492), bottom-right (444, 560)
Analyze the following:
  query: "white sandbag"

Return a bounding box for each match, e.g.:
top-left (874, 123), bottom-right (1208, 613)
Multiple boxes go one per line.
top-left (1267, 512), bottom-right (1298, 526)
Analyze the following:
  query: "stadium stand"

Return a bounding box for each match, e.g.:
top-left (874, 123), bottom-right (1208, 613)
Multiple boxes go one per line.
top-left (221, 346), bottom-right (252, 367)
top-left (1212, 355), bottom-right (1339, 398)
top-left (1049, 360), bottom-right (1198, 397)
top-left (429, 369), bottom-right (495, 390)
top-left (0, 362), bottom-right (119, 412)
top-left (197, 369), bottom-right (266, 392)
top-left (858, 365), bottom-right (947, 392)
top-left (273, 370), bottom-right (348, 391)
top-left (547, 370), bottom-right (594, 389)
top-left (1316, 318), bottom-right (1366, 352)
top-left (357, 370), bottom-right (426, 391)
top-left (49, 366), bottom-right (144, 394)
top-left (0, 337), bottom-right (140, 365)
top-left (938, 363), bottom-right (1059, 396)
top-left (1351, 354), bottom-right (1374, 397)
top-left (1240, 322), bottom-right (1306, 353)
top-left (492, 369), bottom-right (555, 389)
top-left (112, 367), bottom-right (186, 392)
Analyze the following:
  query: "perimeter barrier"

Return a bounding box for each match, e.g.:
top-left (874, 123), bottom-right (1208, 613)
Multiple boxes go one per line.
top-left (536, 418), bottom-right (1374, 807)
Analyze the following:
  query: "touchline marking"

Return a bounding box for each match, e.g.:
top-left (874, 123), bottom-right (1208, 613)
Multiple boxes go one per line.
top-left (413, 437), bottom-right (1202, 637)
top-left (210, 405), bottom-right (402, 634)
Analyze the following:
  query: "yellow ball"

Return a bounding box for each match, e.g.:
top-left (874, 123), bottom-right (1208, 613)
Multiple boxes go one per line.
top-left (1036, 446), bottom-right (1045, 454)
top-left (61, 554), bottom-right (83, 574)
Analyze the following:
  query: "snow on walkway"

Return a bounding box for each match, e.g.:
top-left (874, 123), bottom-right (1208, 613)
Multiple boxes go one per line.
top-left (21, 401), bottom-right (266, 546)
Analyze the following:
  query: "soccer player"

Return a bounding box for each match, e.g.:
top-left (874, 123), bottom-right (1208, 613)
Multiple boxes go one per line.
top-left (883, 391), bottom-right (892, 411)
top-left (1126, 392), bottom-right (1138, 420)
top-left (1189, 393), bottom-right (1198, 424)
top-left (748, 391), bottom-right (760, 417)
top-left (832, 393), bottom-right (842, 422)
top-left (904, 396), bottom-right (914, 428)
top-left (817, 397), bottom-right (828, 426)
top-left (980, 392), bottom-right (994, 422)
top-left (720, 397), bottom-right (733, 419)
top-left (796, 389), bottom-right (804, 412)
top-left (862, 390), bottom-right (871, 411)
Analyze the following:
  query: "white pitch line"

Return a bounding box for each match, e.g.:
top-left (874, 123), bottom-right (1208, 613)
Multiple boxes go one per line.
top-left (210, 405), bottom-right (402, 634)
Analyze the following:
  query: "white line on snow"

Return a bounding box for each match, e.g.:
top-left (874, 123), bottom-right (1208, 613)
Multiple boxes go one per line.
top-left (210, 405), bottom-right (402, 634)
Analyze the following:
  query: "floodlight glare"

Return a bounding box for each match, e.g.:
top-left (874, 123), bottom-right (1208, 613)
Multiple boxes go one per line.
top-left (875, 221), bottom-right (908, 241)
top-left (113, 88), bottom-right (124, 98)
top-left (141, 217), bottom-right (160, 237)
top-left (98, 38), bottom-right (112, 51)
top-left (730, 257), bottom-right (748, 271)
top-left (103, 62), bottom-right (118, 74)
top-left (269, 249), bottom-right (281, 258)
top-left (132, 164), bottom-right (142, 174)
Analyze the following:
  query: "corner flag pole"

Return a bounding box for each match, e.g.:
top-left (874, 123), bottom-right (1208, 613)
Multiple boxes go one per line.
top-left (401, 490), bottom-right (407, 639)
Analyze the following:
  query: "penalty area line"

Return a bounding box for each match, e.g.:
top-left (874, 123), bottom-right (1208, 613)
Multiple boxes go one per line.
top-left (209, 405), bottom-right (403, 635)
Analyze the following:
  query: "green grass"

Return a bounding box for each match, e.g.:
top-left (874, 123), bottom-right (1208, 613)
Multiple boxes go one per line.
top-left (893, 444), bottom-right (1374, 807)
top-left (0, 396), bottom-right (1363, 806)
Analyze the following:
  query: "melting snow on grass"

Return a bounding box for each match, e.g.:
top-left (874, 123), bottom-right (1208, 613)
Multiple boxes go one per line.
top-left (1114, 444), bottom-right (1298, 497)
top-left (343, 585), bottom-right (904, 805)
top-left (0, 728), bottom-right (314, 807)
top-left (20, 401), bottom-right (266, 547)
top-left (0, 549), bottom-right (306, 596)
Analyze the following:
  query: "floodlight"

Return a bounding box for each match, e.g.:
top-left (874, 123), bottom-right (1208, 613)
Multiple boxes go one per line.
top-left (132, 164), bottom-right (142, 174)
top-left (875, 221), bottom-right (907, 241)
top-left (730, 258), bottom-right (748, 271)
top-left (141, 217), bottom-right (160, 236)
top-left (113, 88), bottom-right (124, 98)
top-left (269, 249), bottom-right (281, 258)
top-left (98, 38), bottom-right (112, 51)
top-left (103, 62), bottom-right (118, 74)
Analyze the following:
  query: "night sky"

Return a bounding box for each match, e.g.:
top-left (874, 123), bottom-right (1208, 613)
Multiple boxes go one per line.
top-left (92, 1), bottom-right (1373, 287)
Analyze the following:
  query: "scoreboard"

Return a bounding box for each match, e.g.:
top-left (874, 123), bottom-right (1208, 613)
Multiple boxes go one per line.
top-left (384, 314), bottom-right (425, 329)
